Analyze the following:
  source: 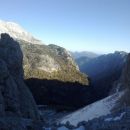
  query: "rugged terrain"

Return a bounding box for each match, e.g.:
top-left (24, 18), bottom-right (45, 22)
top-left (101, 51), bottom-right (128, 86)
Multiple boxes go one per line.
top-left (75, 51), bottom-right (128, 98)
top-left (0, 20), bottom-right (90, 108)
top-left (0, 20), bottom-right (89, 85)
top-left (58, 53), bottom-right (130, 127)
top-left (0, 20), bottom-right (42, 44)
top-left (0, 20), bottom-right (130, 130)
top-left (0, 33), bottom-right (42, 129)
top-left (19, 41), bottom-right (88, 84)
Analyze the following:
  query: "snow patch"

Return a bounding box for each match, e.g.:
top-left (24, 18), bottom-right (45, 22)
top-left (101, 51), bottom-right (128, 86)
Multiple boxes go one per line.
top-left (105, 118), bottom-right (113, 122)
top-left (0, 20), bottom-right (42, 44)
top-left (105, 112), bottom-right (126, 122)
top-left (59, 90), bottom-right (125, 126)
top-left (113, 112), bottom-right (126, 121)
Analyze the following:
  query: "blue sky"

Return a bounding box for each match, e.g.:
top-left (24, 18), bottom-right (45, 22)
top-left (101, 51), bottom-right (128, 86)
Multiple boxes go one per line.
top-left (0, 0), bottom-right (130, 53)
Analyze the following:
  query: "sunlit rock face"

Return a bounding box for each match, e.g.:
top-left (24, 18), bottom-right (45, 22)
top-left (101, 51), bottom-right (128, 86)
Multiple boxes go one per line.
top-left (0, 20), bottom-right (42, 44)
top-left (0, 20), bottom-right (88, 84)
top-left (0, 33), bottom-right (40, 120)
top-left (20, 41), bottom-right (88, 85)
top-left (48, 44), bottom-right (79, 71)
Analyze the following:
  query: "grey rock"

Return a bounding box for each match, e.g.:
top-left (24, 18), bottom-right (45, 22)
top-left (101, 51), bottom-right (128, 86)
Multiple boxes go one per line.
top-left (19, 40), bottom-right (88, 85)
top-left (48, 44), bottom-right (79, 71)
top-left (111, 53), bottom-right (130, 93)
top-left (0, 33), bottom-right (40, 120)
top-left (0, 20), bottom-right (88, 84)
top-left (121, 53), bottom-right (130, 89)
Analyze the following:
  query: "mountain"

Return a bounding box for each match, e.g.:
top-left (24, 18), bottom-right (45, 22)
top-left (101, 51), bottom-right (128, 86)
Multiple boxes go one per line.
top-left (0, 20), bottom-right (90, 109)
top-left (0, 20), bottom-right (42, 44)
top-left (58, 53), bottom-right (130, 126)
top-left (111, 53), bottom-right (130, 95)
top-left (59, 90), bottom-right (127, 126)
top-left (0, 34), bottom-right (41, 129)
top-left (75, 56), bottom-right (92, 70)
top-left (71, 51), bottom-right (99, 59)
top-left (0, 20), bottom-right (88, 85)
top-left (71, 51), bottom-right (100, 72)
top-left (20, 41), bottom-right (88, 84)
top-left (77, 51), bottom-right (128, 98)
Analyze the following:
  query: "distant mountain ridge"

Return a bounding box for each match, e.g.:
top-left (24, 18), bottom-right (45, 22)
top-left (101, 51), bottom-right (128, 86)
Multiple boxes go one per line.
top-left (71, 51), bottom-right (99, 59)
top-left (75, 51), bottom-right (128, 98)
top-left (79, 51), bottom-right (127, 79)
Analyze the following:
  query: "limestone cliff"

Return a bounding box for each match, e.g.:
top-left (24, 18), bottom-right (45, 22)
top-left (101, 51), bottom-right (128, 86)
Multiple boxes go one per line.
top-left (0, 33), bottom-right (40, 120)
top-left (19, 40), bottom-right (88, 85)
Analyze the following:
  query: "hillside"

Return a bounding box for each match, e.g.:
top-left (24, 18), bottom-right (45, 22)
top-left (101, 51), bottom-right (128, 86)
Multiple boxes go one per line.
top-left (0, 33), bottom-right (41, 129)
top-left (75, 56), bottom-right (92, 69)
top-left (59, 90), bottom-right (127, 126)
top-left (0, 20), bottom-right (89, 85)
top-left (19, 41), bottom-right (88, 84)
top-left (76, 51), bottom-right (128, 98)
top-left (58, 53), bottom-right (130, 126)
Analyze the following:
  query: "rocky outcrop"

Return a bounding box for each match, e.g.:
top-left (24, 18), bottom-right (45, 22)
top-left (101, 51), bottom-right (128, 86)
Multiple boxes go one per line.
top-left (0, 20), bottom-right (89, 84)
top-left (48, 44), bottom-right (79, 71)
top-left (110, 53), bottom-right (130, 93)
top-left (120, 53), bottom-right (130, 90)
top-left (19, 41), bottom-right (88, 85)
top-left (0, 33), bottom-right (40, 120)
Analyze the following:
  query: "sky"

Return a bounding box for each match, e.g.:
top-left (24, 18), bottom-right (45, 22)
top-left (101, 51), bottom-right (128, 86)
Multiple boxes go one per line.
top-left (0, 0), bottom-right (130, 53)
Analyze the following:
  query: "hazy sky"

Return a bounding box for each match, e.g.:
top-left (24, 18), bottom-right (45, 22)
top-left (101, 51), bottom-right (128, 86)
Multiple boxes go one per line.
top-left (0, 0), bottom-right (130, 53)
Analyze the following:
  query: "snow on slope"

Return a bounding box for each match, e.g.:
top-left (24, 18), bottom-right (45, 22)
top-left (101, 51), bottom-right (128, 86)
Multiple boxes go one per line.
top-left (0, 20), bottom-right (42, 44)
top-left (104, 112), bottom-right (126, 122)
top-left (59, 90), bottom-right (126, 126)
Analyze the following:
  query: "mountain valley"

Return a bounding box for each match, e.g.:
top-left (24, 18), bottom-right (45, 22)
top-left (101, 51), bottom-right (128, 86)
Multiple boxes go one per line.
top-left (0, 20), bottom-right (130, 130)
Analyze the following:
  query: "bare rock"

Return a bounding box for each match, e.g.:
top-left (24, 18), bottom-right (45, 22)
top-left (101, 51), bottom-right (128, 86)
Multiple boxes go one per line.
top-left (0, 33), bottom-right (40, 120)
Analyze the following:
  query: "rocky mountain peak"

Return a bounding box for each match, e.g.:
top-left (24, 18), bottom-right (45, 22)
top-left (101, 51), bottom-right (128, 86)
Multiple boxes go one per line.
top-left (0, 20), bottom-right (42, 44)
top-left (0, 20), bottom-right (88, 84)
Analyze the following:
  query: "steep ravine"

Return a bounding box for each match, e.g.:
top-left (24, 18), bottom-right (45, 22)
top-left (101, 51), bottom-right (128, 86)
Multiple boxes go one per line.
top-left (57, 53), bottom-right (130, 127)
